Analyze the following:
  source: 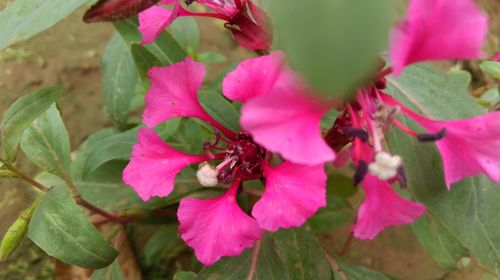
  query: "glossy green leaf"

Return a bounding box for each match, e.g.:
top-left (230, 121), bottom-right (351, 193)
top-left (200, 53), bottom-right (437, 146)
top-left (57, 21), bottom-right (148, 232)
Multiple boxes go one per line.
top-left (174, 271), bottom-right (197, 280)
top-left (114, 19), bottom-right (186, 66)
top-left (20, 104), bottom-right (71, 176)
top-left (28, 180), bottom-right (118, 268)
top-left (130, 43), bottom-right (162, 83)
top-left (0, 0), bottom-right (88, 50)
top-left (1, 86), bottom-right (61, 163)
top-left (273, 227), bottom-right (332, 280)
top-left (102, 33), bottom-right (140, 126)
top-left (169, 17), bottom-right (200, 51)
top-left (91, 260), bottom-right (125, 280)
top-left (385, 64), bottom-right (500, 275)
top-left (308, 198), bottom-right (353, 234)
top-left (411, 214), bottom-right (468, 270)
top-left (336, 261), bottom-right (397, 280)
top-left (269, 0), bottom-right (395, 96)
top-left (196, 236), bottom-right (289, 280)
top-left (480, 61), bottom-right (500, 79)
top-left (198, 90), bottom-right (241, 133)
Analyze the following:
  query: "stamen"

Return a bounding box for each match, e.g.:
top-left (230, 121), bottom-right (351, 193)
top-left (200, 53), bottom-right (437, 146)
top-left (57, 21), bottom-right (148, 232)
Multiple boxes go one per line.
top-left (354, 160), bottom-right (368, 186)
top-left (417, 128), bottom-right (446, 142)
top-left (343, 127), bottom-right (369, 142)
top-left (397, 166), bottom-right (407, 189)
top-left (393, 120), bottom-right (418, 137)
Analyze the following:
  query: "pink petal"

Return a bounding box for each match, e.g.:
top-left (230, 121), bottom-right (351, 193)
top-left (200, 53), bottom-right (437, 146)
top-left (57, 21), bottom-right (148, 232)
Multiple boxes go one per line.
top-left (139, 0), bottom-right (181, 44)
top-left (354, 174), bottom-right (426, 240)
top-left (222, 52), bottom-right (285, 102)
top-left (389, 0), bottom-right (488, 75)
top-left (252, 162), bottom-right (327, 232)
top-left (492, 52), bottom-right (500, 62)
top-left (122, 128), bottom-right (207, 201)
top-left (197, 0), bottom-right (237, 16)
top-left (241, 84), bottom-right (335, 165)
top-left (178, 185), bottom-right (262, 265)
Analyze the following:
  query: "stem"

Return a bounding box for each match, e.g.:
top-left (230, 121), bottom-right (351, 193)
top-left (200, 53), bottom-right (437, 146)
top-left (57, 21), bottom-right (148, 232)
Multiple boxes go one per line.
top-left (324, 250), bottom-right (348, 280)
top-left (3, 163), bottom-right (49, 192)
top-left (339, 232), bottom-right (354, 255)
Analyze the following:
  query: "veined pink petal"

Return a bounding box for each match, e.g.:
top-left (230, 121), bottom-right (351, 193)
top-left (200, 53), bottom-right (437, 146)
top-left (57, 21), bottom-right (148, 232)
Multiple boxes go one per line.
top-left (241, 84), bottom-right (335, 165)
top-left (143, 58), bottom-right (235, 137)
top-left (389, 0), bottom-right (488, 76)
top-left (178, 183), bottom-right (262, 265)
top-left (122, 128), bottom-right (207, 201)
top-left (252, 162), bottom-right (327, 232)
top-left (354, 174), bottom-right (426, 240)
top-left (222, 52), bottom-right (285, 102)
top-left (380, 94), bottom-right (500, 188)
top-left (139, 0), bottom-right (181, 44)
top-left (196, 0), bottom-right (237, 17)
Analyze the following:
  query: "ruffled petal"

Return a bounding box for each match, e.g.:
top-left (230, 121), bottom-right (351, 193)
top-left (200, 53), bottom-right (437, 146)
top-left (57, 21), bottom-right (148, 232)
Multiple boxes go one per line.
top-left (222, 52), bottom-right (285, 102)
top-left (354, 174), bottom-right (426, 239)
top-left (122, 128), bottom-right (207, 201)
top-left (389, 0), bottom-right (488, 75)
top-left (139, 0), bottom-right (181, 44)
top-left (241, 84), bottom-right (335, 165)
top-left (252, 162), bottom-right (326, 231)
top-left (178, 185), bottom-right (262, 265)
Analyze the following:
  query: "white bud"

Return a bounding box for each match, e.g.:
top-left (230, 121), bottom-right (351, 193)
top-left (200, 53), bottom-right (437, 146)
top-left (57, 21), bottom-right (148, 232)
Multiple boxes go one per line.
top-left (368, 151), bottom-right (402, 180)
top-left (196, 163), bottom-right (219, 187)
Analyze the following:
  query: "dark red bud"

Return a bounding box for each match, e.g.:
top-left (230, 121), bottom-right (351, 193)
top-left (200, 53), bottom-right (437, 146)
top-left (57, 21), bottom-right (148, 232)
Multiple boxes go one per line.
top-left (83, 0), bottom-right (161, 23)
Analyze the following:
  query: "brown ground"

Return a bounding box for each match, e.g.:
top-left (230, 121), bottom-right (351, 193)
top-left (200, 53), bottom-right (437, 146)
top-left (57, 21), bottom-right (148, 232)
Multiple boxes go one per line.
top-left (0, 1), bottom-right (499, 279)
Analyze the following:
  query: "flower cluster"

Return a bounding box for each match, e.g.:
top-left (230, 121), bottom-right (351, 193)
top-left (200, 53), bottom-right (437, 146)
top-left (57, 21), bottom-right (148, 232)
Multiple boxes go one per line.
top-left (123, 0), bottom-right (499, 265)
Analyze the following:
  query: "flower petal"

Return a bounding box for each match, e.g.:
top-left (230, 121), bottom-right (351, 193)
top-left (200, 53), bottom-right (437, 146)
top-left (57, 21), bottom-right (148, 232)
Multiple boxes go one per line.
top-left (241, 84), bottom-right (335, 165)
top-left (178, 185), bottom-right (262, 265)
top-left (122, 128), bottom-right (207, 201)
top-left (139, 0), bottom-right (181, 44)
top-left (389, 0), bottom-right (488, 75)
top-left (222, 52), bottom-right (285, 102)
top-left (354, 174), bottom-right (426, 240)
top-left (252, 161), bottom-right (327, 232)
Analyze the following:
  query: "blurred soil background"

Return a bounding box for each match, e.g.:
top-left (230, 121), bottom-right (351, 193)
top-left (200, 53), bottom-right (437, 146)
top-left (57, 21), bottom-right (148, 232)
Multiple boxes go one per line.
top-left (0, 0), bottom-right (499, 279)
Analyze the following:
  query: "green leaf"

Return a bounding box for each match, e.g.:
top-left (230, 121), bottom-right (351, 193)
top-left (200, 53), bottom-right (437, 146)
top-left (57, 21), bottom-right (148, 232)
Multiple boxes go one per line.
top-left (143, 224), bottom-right (180, 267)
top-left (130, 44), bottom-right (162, 83)
top-left (28, 179), bottom-right (118, 268)
top-left (385, 64), bottom-right (500, 275)
top-left (114, 19), bottom-right (186, 66)
top-left (196, 236), bottom-right (289, 280)
top-left (20, 104), bottom-right (71, 176)
top-left (273, 227), bottom-right (333, 280)
top-left (411, 214), bottom-right (468, 270)
top-left (0, 0), bottom-right (87, 50)
top-left (480, 61), bottom-right (500, 80)
top-left (168, 17), bottom-right (200, 51)
top-left (1, 86), bottom-right (61, 163)
top-left (198, 90), bottom-right (241, 133)
top-left (102, 33), bottom-right (140, 126)
top-left (91, 260), bottom-right (125, 280)
top-left (197, 52), bottom-right (226, 64)
top-left (308, 198), bottom-right (353, 234)
top-left (336, 261), bottom-right (397, 280)
top-left (269, 0), bottom-right (395, 96)
top-left (174, 271), bottom-right (197, 280)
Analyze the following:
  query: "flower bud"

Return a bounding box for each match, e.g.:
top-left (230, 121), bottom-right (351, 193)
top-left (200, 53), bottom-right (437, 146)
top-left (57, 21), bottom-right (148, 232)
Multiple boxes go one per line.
top-left (196, 163), bottom-right (219, 187)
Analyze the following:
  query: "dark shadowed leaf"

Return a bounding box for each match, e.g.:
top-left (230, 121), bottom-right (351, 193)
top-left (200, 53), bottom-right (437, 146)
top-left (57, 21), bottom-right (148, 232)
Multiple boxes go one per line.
top-left (308, 198), bottom-right (353, 234)
top-left (143, 224), bottom-right (180, 267)
top-left (0, 0), bottom-right (88, 50)
top-left (196, 236), bottom-right (289, 280)
top-left (20, 105), bottom-right (71, 177)
top-left (385, 64), bottom-right (500, 275)
top-left (1, 86), bottom-right (61, 163)
top-left (28, 177), bottom-right (118, 268)
top-left (336, 261), bottom-right (397, 280)
top-left (174, 271), bottom-right (197, 280)
top-left (130, 43), bottom-right (162, 83)
top-left (198, 90), bottom-right (241, 133)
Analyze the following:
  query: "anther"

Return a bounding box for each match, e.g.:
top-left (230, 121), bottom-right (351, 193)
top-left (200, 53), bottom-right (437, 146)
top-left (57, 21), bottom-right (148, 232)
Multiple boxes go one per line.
top-left (353, 160), bottom-right (368, 186)
top-left (417, 128), bottom-right (446, 142)
top-left (196, 163), bottom-right (219, 187)
top-left (343, 127), bottom-right (369, 142)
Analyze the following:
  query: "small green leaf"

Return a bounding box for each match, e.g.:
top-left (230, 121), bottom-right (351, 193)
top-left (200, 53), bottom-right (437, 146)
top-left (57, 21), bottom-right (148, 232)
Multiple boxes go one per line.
top-left (20, 104), bottom-right (71, 176)
top-left (308, 198), bottom-right (353, 234)
top-left (1, 86), bottom-right (61, 163)
top-left (174, 271), bottom-right (197, 280)
top-left (336, 261), bottom-right (397, 280)
top-left (143, 224), bottom-right (180, 267)
top-left (0, 194), bottom-right (45, 260)
top-left (196, 236), bottom-right (289, 280)
top-left (28, 178), bottom-right (118, 268)
top-left (480, 61), bottom-right (500, 79)
top-left (0, 0), bottom-right (88, 50)
top-left (411, 214), bottom-right (468, 270)
top-left (91, 260), bottom-right (125, 280)
top-left (197, 52), bottom-right (226, 64)
top-left (273, 227), bottom-right (333, 280)
top-left (114, 19), bottom-right (186, 66)
top-left (169, 17), bottom-right (200, 51)
top-left (130, 44), bottom-right (162, 83)
top-left (102, 33), bottom-right (140, 126)
top-left (198, 90), bottom-right (241, 133)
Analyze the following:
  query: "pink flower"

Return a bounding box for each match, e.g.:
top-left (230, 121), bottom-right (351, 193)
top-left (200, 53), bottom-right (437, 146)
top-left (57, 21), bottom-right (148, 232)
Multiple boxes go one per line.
top-left (492, 52), bottom-right (500, 62)
top-left (380, 93), bottom-right (500, 188)
top-left (123, 57), bottom-right (327, 265)
top-left (389, 0), bottom-right (488, 76)
top-left (138, 0), bottom-right (272, 50)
